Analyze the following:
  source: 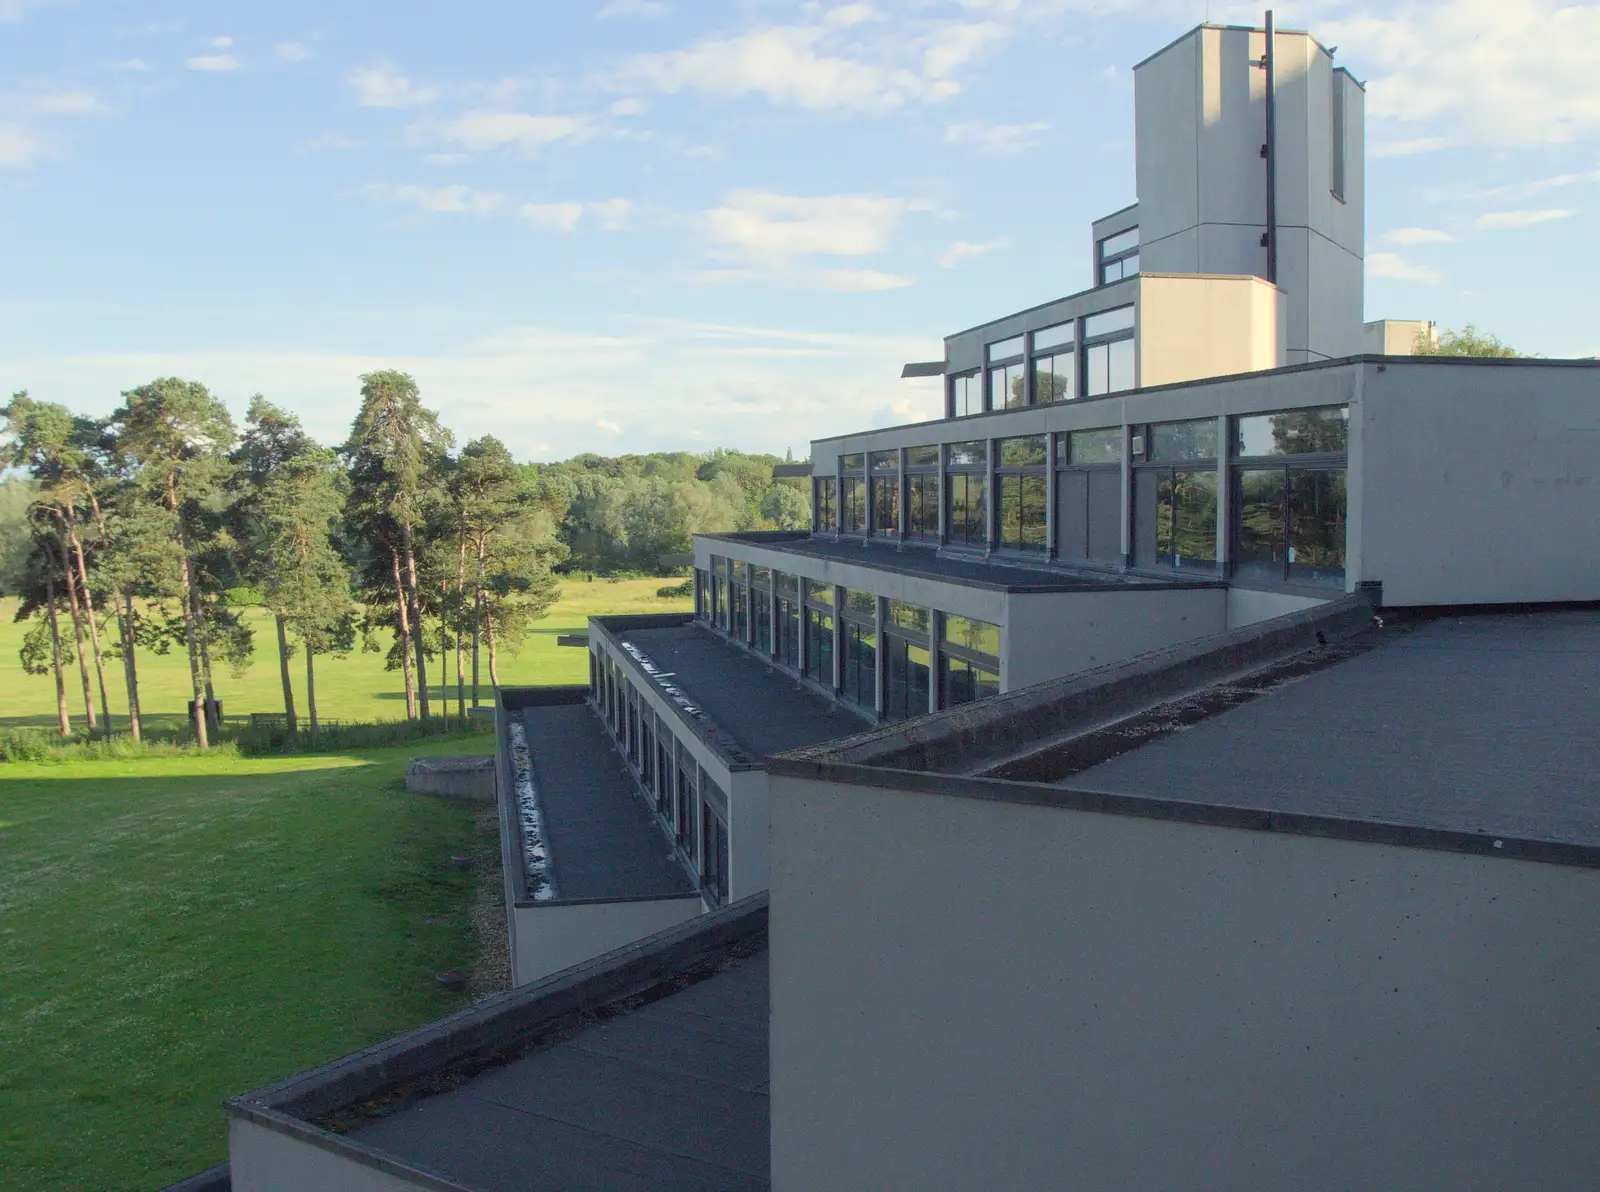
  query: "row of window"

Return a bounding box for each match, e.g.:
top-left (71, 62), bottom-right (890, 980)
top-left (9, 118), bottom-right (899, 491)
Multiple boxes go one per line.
top-left (814, 405), bottom-right (1350, 587)
top-left (950, 304), bottom-right (1137, 418)
top-left (697, 560), bottom-right (1001, 718)
top-left (590, 649), bottom-right (730, 905)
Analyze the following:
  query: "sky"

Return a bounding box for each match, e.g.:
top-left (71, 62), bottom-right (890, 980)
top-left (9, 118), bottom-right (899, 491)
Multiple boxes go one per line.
top-left (1, 0), bottom-right (1597, 463)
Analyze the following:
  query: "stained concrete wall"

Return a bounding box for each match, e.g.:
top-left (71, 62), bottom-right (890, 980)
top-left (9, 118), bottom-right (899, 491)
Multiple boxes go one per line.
top-left (769, 774), bottom-right (1600, 1192)
top-left (510, 896), bottom-right (703, 988)
top-left (1363, 319), bottom-right (1435, 354)
top-left (1225, 585), bottom-right (1331, 628)
top-left (1136, 273), bottom-right (1285, 388)
top-left (1003, 586), bottom-right (1225, 689)
top-left (229, 1117), bottom-right (441, 1192)
top-left (1358, 360), bottom-right (1600, 605)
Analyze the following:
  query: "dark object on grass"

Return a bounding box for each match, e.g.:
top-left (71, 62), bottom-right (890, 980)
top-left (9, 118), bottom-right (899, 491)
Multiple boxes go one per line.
top-left (449, 853), bottom-right (472, 870)
top-left (435, 971), bottom-right (467, 992)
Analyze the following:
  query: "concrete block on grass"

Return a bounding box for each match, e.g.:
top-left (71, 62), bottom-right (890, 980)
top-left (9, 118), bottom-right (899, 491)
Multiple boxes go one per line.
top-left (404, 756), bottom-right (496, 803)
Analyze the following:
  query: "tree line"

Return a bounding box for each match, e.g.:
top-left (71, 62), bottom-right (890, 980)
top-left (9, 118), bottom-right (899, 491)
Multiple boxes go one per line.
top-left (2, 371), bottom-right (805, 747)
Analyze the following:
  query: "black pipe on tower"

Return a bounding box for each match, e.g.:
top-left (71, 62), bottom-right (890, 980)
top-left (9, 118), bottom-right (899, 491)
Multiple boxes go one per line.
top-left (1264, 9), bottom-right (1278, 284)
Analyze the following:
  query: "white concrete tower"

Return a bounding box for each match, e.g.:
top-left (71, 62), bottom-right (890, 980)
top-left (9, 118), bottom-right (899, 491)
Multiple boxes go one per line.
top-left (1132, 22), bottom-right (1364, 365)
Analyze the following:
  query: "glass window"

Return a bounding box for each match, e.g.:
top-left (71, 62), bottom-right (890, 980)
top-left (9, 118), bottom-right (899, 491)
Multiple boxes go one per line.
top-left (752, 566), bottom-right (771, 589)
top-left (998, 474), bottom-right (1047, 551)
top-left (887, 601), bottom-right (930, 635)
top-left (1156, 470), bottom-right (1218, 566)
top-left (776, 587), bottom-right (801, 669)
top-left (990, 361), bottom-right (1025, 410)
top-left (947, 441), bottom-right (985, 467)
top-left (1236, 467), bottom-right (1346, 586)
top-left (752, 584), bottom-right (772, 654)
top-left (1085, 338), bottom-right (1135, 397)
top-left (841, 477), bottom-right (866, 534)
top-left (905, 473), bottom-right (939, 540)
top-left (986, 335), bottom-right (1025, 363)
top-left (1033, 351), bottom-right (1076, 404)
top-left (730, 559), bottom-right (746, 583)
top-left (1099, 227), bottom-right (1139, 257)
top-left (1150, 419), bottom-right (1219, 461)
top-left (883, 634), bottom-right (931, 721)
top-left (1236, 468), bottom-right (1288, 576)
top-left (1033, 321), bottom-right (1075, 352)
top-left (1100, 253), bottom-right (1139, 285)
top-left (806, 608), bottom-right (834, 688)
top-left (841, 620), bottom-right (876, 710)
top-left (805, 579), bottom-right (834, 608)
top-left (870, 451), bottom-right (898, 472)
top-left (997, 435), bottom-right (1047, 468)
top-left (942, 615), bottom-right (1000, 658)
top-left (871, 471), bottom-right (899, 537)
top-left (776, 572), bottom-right (798, 600)
top-left (950, 372), bottom-right (982, 418)
top-left (813, 477), bottom-right (837, 531)
top-left (842, 588), bottom-right (876, 622)
top-left (841, 453), bottom-right (865, 472)
top-left (1065, 428), bottom-right (1122, 465)
top-left (1084, 305), bottom-right (1136, 339)
top-left (945, 473), bottom-right (986, 547)
top-left (730, 580), bottom-right (748, 640)
top-left (700, 802), bottom-right (729, 905)
top-left (1234, 406), bottom-right (1349, 457)
top-left (941, 654), bottom-right (999, 708)
top-left (694, 570), bottom-right (709, 620)
top-left (906, 444), bottom-right (940, 468)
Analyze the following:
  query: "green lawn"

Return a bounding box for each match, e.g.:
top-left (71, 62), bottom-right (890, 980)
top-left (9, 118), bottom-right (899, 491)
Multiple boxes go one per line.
top-left (0, 737), bottom-right (494, 1191)
top-left (0, 576), bottom-right (690, 731)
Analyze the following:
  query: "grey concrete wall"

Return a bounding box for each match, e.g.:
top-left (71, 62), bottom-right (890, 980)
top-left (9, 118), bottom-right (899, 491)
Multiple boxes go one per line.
top-left (770, 774), bottom-right (1600, 1192)
top-left (1003, 586), bottom-right (1226, 690)
top-left (228, 1117), bottom-right (451, 1192)
top-left (1225, 585), bottom-right (1331, 628)
top-left (510, 896), bottom-right (704, 988)
top-left (1358, 360), bottom-right (1600, 605)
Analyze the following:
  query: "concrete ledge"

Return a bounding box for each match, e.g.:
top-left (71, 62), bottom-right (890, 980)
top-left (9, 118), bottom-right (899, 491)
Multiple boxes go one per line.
top-left (153, 1162), bottom-right (230, 1192)
top-left (782, 591), bottom-right (1376, 775)
top-left (403, 756), bottom-right (496, 803)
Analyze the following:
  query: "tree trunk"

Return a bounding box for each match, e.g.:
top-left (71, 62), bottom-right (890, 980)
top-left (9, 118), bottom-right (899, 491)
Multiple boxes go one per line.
top-left (46, 568), bottom-right (70, 735)
top-left (401, 521), bottom-right (430, 719)
top-left (193, 585), bottom-right (218, 731)
top-left (440, 577), bottom-right (449, 726)
top-left (64, 514), bottom-right (113, 736)
top-left (471, 537), bottom-right (485, 707)
top-left (485, 606), bottom-right (501, 690)
top-left (120, 593), bottom-right (141, 744)
top-left (391, 547), bottom-right (417, 720)
top-left (275, 613), bottom-right (298, 733)
top-left (57, 535), bottom-right (97, 734)
top-left (454, 533), bottom-right (467, 719)
top-left (306, 644), bottom-right (319, 745)
top-left (167, 478), bottom-right (208, 749)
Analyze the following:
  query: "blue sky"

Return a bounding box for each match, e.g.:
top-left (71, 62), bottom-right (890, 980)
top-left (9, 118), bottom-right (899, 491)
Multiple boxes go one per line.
top-left (1, 0), bottom-right (1596, 461)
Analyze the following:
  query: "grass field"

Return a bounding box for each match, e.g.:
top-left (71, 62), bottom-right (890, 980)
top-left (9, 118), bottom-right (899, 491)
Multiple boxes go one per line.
top-left (0, 737), bottom-right (502, 1191)
top-left (0, 576), bottom-right (690, 732)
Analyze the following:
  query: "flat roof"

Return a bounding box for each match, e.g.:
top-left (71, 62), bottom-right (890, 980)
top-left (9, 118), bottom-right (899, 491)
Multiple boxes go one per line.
top-left (348, 949), bottom-right (770, 1191)
top-left (621, 624), bottom-right (870, 758)
top-left (707, 533), bottom-right (1218, 595)
top-left (1071, 610), bottom-right (1600, 854)
top-left (516, 702), bottom-right (698, 903)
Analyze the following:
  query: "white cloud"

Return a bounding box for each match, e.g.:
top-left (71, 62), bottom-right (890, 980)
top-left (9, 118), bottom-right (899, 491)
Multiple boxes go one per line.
top-left (813, 268), bottom-right (914, 292)
top-left (1367, 251), bottom-right (1441, 283)
top-left (599, 0), bottom-right (668, 16)
top-left (346, 63), bottom-right (440, 109)
top-left (276, 41), bottom-right (312, 62)
top-left (944, 119), bottom-right (1048, 155)
top-left (300, 132), bottom-right (363, 152)
top-left (609, 96), bottom-right (648, 117)
top-left (590, 198), bottom-right (632, 230)
top-left (115, 58), bottom-right (151, 72)
top-left (1429, 170), bottom-right (1600, 205)
top-left (0, 88), bottom-right (107, 170)
top-left (595, 417), bottom-right (623, 434)
top-left (16, 90), bottom-right (103, 117)
top-left (520, 201), bottom-right (586, 231)
top-left (616, 14), bottom-right (966, 112)
top-left (0, 121), bottom-right (45, 168)
top-left (1382, 227), bottom-right (1455, 245)
top-left (186, 51), bottom-right (240, 72)
top-left (921, 21), bottom-right (1006, 79)
top-left (1474, 208), bottom-right (1577, 230)
top-left (414, 110), bottom-right (595, 154)
top-left (1320, 0), bottom-right (1600, 147)
top-left (365, 183), bottom-right (503, 214)
top-left (1370, 136), bottom-right (1452, 158)
top-left (705, 189), bottom-right (930, 264)
top-left (938, 238), bottom-right (1007, 268)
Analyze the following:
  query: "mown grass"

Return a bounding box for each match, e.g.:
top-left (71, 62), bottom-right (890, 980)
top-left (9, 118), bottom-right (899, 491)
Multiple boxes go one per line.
top-left (0, 576), bottom-right (689, 732)
top-left (0, 735), bottom-right (495, 1191)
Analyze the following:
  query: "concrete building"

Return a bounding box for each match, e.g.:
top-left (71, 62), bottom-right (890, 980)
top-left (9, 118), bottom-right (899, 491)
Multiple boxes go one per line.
top-left (165, 18), bottom-right (1598, 1192)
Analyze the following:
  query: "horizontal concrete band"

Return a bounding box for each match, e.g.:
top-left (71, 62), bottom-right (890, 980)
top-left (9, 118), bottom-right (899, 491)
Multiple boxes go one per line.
top-left (152, 1161), bottom-right (231, 1192)
top-left (781, 590), bottom-right (1375, 773)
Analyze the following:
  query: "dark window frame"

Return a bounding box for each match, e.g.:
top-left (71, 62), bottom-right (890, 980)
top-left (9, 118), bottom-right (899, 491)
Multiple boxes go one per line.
top-left (813, 476), bottom-right (838, 533)
top-left (1097, 227), bottom-right (1140, 286)
top-left (944, 442), bottom-right (988, 550)
top-left (869, 451), bottom-right (899, 539)
top-left (994, 436), bottom-right (1048, 554)
top-left (949, 370), bottom-right (982, 419)
top-left (1231, 406), bottom-right (1350, 588)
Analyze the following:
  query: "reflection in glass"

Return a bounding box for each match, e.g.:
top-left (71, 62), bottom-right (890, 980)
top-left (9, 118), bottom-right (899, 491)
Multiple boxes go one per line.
top-left (841, 621), bottom-right (877, 709)
top-left (841, 453), bottom-right (865, 472)
top-left (1235, 406), bottom-right (1349, 457)
top-left (907, 444), bottom-right (940, 468)
top-left (1085, 338), bottom-right (1135, 396)
top-left (841, 477), bottom-right (866, 533)
top-left (1150, 419), bottom-right (1219, 461)
top-left (888, 601), bottom-right (930, 634)
top-left (813, 477), bottom-right (837, 531)
top-left (884, 635), bottom-right (931, 721)
top-left (942, 615), bottom-right (1000, 658)
top-left (946, 473), bottom-right (987, 547)
top-left (1288, 469), bottom-right (1346, 583)
top-left (843, 588), bottom-right (876, 621)
top-left (1032, 352), bottom-right (1076, 404)
top-left (1100, 227), bottom-right (1139, 257)
top-left (941, 655), bottom-right (1000, 707)
top-left (998, 435), bottom-right (1047, 468)
top-left (805, 579), bottom-right (833, 608)
top-left (871, 473), bottom-right (899, 537)
top-left (947, 441), bottom-right (985, 467)
top-left (1235, 468), bottom-right (1287, 574)
top-left (905, 473), bottom-right (939, 539)
top-left (1084, 305), bottom-right (1136, 338)
top-left (1155, 470), bottom-right (1218, 565)
top-left (1068, 428), bottom-right (1122, 465)
top-left (998, 474), bottom-right (1047, 551)
top-left (986, 335), bottom-right (1025, 362)
top-left (990, 362), bottom-right (1026, 410)
top-left (950, 373), bottom-right (982, 418)
top-left (1033, 321), bottom-right (1075, 352)
top-left (806, 608), bottom-right (834, 687)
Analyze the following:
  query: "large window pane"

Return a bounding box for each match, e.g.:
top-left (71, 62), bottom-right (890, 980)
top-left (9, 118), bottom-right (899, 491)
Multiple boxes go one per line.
top-left (1033, 321), bottom-right (1075, 352)
top-left (1108, 337), bottom-right (1135, 394)
top-left (986, 335), bottom-right (1024, 362)
top-left (841, 478), bottom-right (866, 533)
top-left (843, 588), bottom-right (875, 621)
top-left (1100, 228), bottom-right (1139, 258)
top-left (813, 477), bottom-right (837, 531)
top-left (1068, 428), bottom-right (1122, 465)
top-left (1235, 406), bottom-right (1350, 457)
top-left (941, 655), bottom-right (1000, 708)
top-left (947, 441), bottom-right (985, 467)
top-left (1235, 468), bottom-right (1287, 575)
top-left (950, 373), bottom-right (981, 418)
top-left (906, 473), bottom-right (938, 539)
top-left (888, 600), bottom-right (930, 635)
top-left (884, 636), bottom-right (931, 721)
top-left (1033, 351), bottom-right (1076, 404)
top-left (942, 615), bottom-right (1000, 658)
top-left (842, 621), bottom-right (876, 709)
top-left (1084, 305), bottom-right (1135, 338)
top-left (1156, 470), bottom-right (1218, 565)
top-left (946, 473), bottom-right (987, 547)
top-left (1288, 469), bottom-right (1347, 584)
top-left (907, 445), bottom-right (940, 468)
top-left (990, 362), bottom-right (1025, 410)
top-left (806, 609), bottom-right (834, 687)
top-left (1150, 419), bottom-right (1218, 461)
top-left (998, 435), bottom-right (1047, 468)
top-left (1000, 475), bottom-right (1046, 551)
top-left (871, 474), bottom-right (898, 537)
